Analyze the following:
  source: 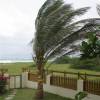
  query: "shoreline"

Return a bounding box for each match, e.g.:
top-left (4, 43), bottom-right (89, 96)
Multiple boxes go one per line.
top-left (0, 60), bottom-right (33, 63)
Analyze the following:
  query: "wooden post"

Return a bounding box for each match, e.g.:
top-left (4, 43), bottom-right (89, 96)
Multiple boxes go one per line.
top-left (78, 72), bottom-right (80, 79)
top-left (64, 72), bottom-right (66, 88)
top-left (85, 73), bottom-right (87, 80)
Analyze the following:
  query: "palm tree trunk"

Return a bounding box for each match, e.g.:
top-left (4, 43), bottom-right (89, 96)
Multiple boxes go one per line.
top-left (35, 63), bottom-right (44, 100)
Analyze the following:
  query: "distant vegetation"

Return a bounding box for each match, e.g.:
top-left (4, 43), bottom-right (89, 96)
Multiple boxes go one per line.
top-left (71, 57), bottom-right (100, 71)
top-left (54, 56), bottom-right (100, 71)
top-left (54, 32), bottom-right (100, 71)
top-left (54, 56), bottom-right (71, 64)
top-left (0, 62), bottom-right (100, 75)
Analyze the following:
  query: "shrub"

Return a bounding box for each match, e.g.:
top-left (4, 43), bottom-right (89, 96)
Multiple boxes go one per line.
top-left (75, 92), bottom-right (87, 100)
top-left (80, 32), bottom-right (100, 59)
top-left (54, 56), bottom-right (100, 71)
top-left (71, 58), bottom-right (100, 70)
top-left (54, 56), bottom-right (71, 64)
top-left (0, 76), bottom-right (8, 94)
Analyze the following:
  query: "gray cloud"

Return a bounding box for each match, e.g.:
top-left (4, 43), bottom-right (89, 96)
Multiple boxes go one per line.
top-left (0, 0), bottom-right (100, 60)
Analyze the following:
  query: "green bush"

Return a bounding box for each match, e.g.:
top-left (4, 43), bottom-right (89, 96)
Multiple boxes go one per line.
top-left (54, 56), bottom-right (71, 64)
top-left (75, 92), bottom-right (87, 100)
top-left (0, 76), bottom-right (7, 94)
top-left (54, 56), bottom-right (80, 64)
top-left (71, 58), bottom-right (100, 70)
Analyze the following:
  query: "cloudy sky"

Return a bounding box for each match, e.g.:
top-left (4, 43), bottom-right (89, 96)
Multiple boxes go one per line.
top-left (0, 0), bottom-right (100, 60)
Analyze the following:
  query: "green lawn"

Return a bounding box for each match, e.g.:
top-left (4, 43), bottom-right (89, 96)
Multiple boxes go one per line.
top-left (0, 94), bottom-right (7, 100)
top-left (46, 64), bottom-right (100, 75)
top-left (0, 63), bottom-right (35, 75)
top-left (12, 89), bottom-right (72, 100)
top-left (0, 91), bottom-right (12, 100)
top-left (0, 63), bottom-right (100, 75)
top-left (0, 89), bottom-right (73, 100)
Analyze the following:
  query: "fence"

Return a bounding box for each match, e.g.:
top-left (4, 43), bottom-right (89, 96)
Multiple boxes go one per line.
top-left (27, 71), bottom-right (100, 100)
top-left (6, 70), bottom-right (100, 96)
top-left (47, 70), bottom-right (100, 79)
top-left (9, 75), bottom-right (22, 89)
top-left (28, 71), bottom-right (100, 95)
top-left (50, 75), bottom-right (77, 90)
top-left (45, 70), bottom-right (100, 96)
top-left (28, 72), bottom-right (46, 83)
top-left (1, 68), bottom-right (100, 98)
top-left (84, 80), bottom-right (100, 95)
top-left (0, 69), bottom-right (99, 100)
top-left (28, 70), bottom-right (100, 96)
top-left (28, 73), bottom-right (38, 82)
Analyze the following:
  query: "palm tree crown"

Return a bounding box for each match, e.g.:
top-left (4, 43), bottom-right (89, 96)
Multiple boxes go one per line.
top-left (33, 0), bottom-right (100, 66)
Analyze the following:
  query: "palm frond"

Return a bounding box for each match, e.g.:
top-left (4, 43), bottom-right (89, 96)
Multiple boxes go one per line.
top-left (96, 4), bottom-right (100, 16)
top-left (33, 0), bottom-right (100, 65)
top-left (45, 22), bottom-right (100, 60)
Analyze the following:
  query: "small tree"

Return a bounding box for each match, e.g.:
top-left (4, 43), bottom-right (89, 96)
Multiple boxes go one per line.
top-left (80, 33), bottom-right (100, 59)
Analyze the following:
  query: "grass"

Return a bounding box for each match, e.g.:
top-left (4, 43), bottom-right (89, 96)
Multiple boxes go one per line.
top-left (46, 64), bottom-right (100, 75)
top-left (0, 94), bottom-right (7, 100)
top-left (0, 90), bottom-right (12, 100)
top-left (0, 63), bottom-right (100, 75)
top-left (12, 89), bottom-right (72, 100)
top-left (0, 63), bottom-right (35, 75)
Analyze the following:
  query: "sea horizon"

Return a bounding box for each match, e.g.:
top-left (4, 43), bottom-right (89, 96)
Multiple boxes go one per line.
top-left (0, 59), bottom-right (33, 63)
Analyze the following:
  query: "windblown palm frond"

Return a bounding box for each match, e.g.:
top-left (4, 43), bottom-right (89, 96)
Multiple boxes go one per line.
top-left (97, 4), bottom-right (100, 16)
top-left (33, 0), bottom-right (100, 65)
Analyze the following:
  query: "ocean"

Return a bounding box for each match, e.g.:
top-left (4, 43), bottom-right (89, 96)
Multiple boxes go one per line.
top-left (0, 59), bottom-right (33, 63)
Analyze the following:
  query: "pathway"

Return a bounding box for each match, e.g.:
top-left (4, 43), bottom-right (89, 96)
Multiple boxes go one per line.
top-left (5, 90), bottom-right (16, 100)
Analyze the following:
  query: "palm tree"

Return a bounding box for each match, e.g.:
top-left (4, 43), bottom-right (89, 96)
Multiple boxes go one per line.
top-left (33, 0), bottom-right (100, 99)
